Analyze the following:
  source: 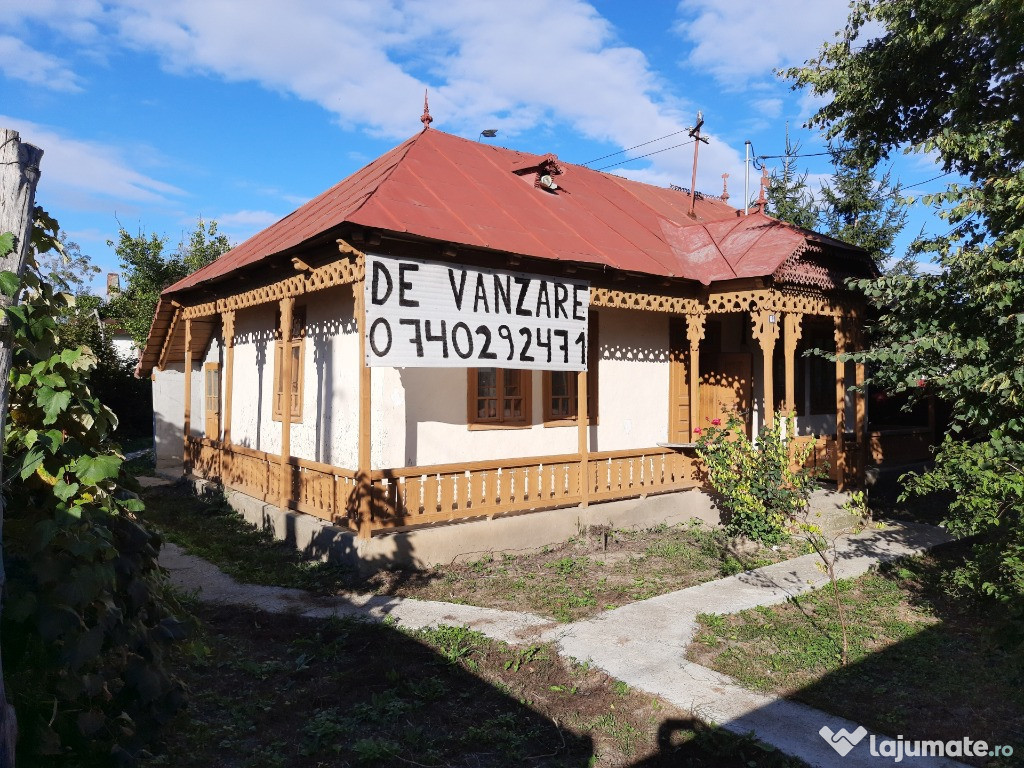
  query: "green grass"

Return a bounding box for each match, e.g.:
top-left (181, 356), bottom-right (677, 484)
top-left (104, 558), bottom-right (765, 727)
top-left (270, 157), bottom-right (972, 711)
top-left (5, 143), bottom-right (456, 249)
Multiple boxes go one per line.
top-left (138, 484), bottom-right (802, 621)
top-left (141, 484), bottom-right (360, 593)
top-left (690, 547), bottom-right (1024, 762)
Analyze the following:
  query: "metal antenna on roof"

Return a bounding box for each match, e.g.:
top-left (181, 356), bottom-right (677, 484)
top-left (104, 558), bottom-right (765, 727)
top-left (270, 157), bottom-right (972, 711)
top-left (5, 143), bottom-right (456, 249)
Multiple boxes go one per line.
top-left (420, 89), bottom-right (433, 130)
top-left (687, 111), bottom-right (709, 215)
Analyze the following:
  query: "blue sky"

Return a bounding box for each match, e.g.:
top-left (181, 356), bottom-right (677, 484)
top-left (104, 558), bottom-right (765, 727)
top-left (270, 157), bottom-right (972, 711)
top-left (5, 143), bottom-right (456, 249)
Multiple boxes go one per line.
top-left (2, 0), bottom-right (950, 292)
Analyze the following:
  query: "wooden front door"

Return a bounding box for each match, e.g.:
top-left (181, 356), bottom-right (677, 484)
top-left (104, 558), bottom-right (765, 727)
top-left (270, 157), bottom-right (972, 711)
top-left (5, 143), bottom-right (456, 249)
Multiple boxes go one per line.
top-left (668, 318), bottom-right (690, 442)
top-left (700, 353), bottom-right (752, 437)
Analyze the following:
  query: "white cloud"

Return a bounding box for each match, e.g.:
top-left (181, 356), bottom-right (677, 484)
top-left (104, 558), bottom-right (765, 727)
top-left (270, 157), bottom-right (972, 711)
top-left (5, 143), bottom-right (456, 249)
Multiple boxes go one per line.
top-left (751, 98), bottom-right (783, 119)
top-left (0, 36), bottom-right (82, 92)
top-left (215, 209), bottom-right (282, 230)
top-left (7, 0), bottom-right (747, 195)
top-left (674, 0), bottom-right (851, 87)
top-left (0, 116), bottom-right (186, 206)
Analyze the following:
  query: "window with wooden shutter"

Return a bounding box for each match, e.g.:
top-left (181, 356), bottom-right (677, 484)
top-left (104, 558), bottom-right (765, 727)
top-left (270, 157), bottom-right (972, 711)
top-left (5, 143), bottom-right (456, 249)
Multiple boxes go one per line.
top-left (467, 367), bottom-right (532, 427)
top-left (204, 362), bottom-right (220, 439)
top-left (542, 313), bottom-right (599, 424)
top-left (272, 307), bottom-right (305, 423)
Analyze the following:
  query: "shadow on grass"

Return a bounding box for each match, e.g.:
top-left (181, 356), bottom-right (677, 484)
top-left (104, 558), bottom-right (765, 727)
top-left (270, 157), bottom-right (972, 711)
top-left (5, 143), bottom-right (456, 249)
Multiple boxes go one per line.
top-left (690, 541), bottom-right (1024, 767)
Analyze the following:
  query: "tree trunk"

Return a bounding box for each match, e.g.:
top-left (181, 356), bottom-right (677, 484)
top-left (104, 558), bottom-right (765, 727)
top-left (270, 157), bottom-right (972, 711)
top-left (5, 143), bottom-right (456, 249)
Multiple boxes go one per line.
top-left (0, 127), bottom-right (45, 768)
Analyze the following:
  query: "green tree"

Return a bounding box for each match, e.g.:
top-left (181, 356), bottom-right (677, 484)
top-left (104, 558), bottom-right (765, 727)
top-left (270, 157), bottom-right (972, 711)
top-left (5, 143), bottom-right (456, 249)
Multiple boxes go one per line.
top-left (37, 229), bottom-right (100, 296)
top-left (106, 218), bottom-right (230, 348)
top-left (763, 128), bottom-right (818, 230)
top-left (819, 145), bottom-right (908, 270)
top-left (788, 0), bottom-right (1024, 607)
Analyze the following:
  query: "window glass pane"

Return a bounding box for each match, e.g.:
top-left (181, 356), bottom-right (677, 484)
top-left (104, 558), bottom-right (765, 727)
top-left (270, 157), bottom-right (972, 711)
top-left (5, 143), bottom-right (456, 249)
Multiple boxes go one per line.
top-left (503, 369), bottom-right (521, 397)
top-left (477, 368), bottom-right (497, 397)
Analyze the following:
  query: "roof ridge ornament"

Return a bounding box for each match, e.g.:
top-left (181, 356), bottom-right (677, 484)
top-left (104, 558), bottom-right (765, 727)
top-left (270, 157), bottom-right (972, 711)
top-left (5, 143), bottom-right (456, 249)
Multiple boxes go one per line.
top-left (757, 165), bottom-right (769, 211)
top-left (721, 172), bottom-right (730, 202)
top-left (420, 89), bottom-right (433, 129)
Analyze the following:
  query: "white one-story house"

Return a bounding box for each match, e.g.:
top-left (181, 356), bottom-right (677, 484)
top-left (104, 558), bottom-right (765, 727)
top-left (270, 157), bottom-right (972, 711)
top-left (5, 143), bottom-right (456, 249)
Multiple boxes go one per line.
top-left (138, 117), bottom-right (899, 563)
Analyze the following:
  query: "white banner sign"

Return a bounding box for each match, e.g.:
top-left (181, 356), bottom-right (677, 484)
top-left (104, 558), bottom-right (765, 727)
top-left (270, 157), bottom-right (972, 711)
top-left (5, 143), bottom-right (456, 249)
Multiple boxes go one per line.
top-left (364, 254), bottom-right (589, 370)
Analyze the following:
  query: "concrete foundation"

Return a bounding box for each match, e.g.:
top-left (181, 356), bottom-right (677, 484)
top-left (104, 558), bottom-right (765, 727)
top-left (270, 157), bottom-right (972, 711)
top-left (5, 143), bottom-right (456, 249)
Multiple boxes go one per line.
top-left (182, 475), bottom-right (722, 571)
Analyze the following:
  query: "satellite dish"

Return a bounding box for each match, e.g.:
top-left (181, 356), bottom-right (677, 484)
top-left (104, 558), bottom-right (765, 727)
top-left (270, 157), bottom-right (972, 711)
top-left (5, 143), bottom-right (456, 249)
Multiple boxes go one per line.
top-left (539, 174), bottom-right (558, 190)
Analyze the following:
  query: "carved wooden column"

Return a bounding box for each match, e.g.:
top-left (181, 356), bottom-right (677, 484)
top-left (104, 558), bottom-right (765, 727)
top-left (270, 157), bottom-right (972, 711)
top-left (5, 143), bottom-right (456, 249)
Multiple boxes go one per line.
top-left (686, 313), bottom-right (706, 441)
top-left (279, 297), bottom-right (295, 511)
top-left (782, 315), bottom-right (798, 434)
top-left (222, 310), bottom-right (236, 445)
top-left (183, 317), bottom-right (193, 472)
top-left (751, 310), bottom-right (781, 429)
top-left (834, 314), bottom-right (848, 490)
top-left (852, 308), bottom-right (867, 484)
top-left (355, 280), bottom-right (374, 539)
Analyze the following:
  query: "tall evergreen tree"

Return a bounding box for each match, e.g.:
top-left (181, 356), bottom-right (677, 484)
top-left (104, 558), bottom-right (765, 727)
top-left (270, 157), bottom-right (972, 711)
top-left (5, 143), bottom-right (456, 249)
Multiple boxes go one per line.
top-left (819, 145), bottom-right (908, 270)
top-left (764, 127), bottom-right (818, 230)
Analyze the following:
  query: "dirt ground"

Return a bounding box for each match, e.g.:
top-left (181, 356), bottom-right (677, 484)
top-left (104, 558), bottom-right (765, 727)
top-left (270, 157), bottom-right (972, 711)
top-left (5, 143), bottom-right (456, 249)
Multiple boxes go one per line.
top-left (142, 604), bottom-right (804, 768)
top-left (368, 521), bottom-right (802, 622)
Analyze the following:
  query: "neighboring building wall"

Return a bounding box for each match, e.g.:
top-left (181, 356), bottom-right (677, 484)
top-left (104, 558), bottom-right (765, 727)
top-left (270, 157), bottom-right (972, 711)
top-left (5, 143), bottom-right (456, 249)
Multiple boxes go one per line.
top-left (153, 363), bottom-right (185, 472)
top-left (112, 335), bottom-right (138, 362)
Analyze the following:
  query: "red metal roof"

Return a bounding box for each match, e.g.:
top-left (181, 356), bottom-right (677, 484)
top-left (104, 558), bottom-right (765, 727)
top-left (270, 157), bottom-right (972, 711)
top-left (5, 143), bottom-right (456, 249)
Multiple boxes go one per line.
top-left (165, 128), bottom-right (860, 296)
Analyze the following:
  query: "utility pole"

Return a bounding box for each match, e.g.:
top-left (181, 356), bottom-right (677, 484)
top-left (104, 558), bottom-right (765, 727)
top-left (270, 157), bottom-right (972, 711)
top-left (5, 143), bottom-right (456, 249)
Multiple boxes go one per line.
top-left (0, 126), bottom-right (45, 768)
top-left (744, 140), bottom-right (752, 215)
top-left (688, 111), bottom-right (710, 215)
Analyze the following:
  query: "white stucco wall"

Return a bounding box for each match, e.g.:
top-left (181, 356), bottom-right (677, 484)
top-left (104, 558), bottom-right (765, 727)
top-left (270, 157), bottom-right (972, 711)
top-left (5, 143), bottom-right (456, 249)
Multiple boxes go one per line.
top-left (374, 307), bottom-right (670, 467)
top-left (153, 363), bottom-right (184, 471)
top-left (227, 286), bottom-right (360, 466)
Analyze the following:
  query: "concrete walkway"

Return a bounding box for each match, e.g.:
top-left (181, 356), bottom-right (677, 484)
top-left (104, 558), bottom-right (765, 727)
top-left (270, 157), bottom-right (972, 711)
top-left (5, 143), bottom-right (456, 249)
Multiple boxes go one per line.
top-left (161, 521), bottom-right (969, 768)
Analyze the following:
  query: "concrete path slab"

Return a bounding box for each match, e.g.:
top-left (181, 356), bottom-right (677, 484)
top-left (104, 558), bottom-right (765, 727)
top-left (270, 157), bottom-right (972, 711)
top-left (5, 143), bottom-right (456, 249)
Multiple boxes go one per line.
top-left (161, 543), bottom-right (558, 645)
top-left (160, 521), bottom-right (969, 768)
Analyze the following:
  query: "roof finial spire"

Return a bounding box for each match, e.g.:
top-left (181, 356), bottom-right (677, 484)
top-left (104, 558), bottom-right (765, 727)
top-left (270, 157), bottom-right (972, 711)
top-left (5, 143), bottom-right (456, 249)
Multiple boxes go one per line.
top-left (720, 172), bottom-right (730, 202)
top-left (757, 165), bottom-right (769, 210)
top-left (420, 89), bottom-right (433, 129)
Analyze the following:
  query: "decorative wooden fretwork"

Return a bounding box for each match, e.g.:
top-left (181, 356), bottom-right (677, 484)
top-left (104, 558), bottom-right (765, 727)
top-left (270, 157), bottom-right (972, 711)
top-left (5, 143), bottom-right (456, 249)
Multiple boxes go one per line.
top-left (590, 285), bottom-right (851, 319)
top-left (589, 286), bottom-right (697, 315)
top-left (685, 313), bottom-right (706, 348)
top-left (750, 309), bottom-right (781, 352)
top-left (180, 250), bottom-right (365, 320)
top-left (221, 310), bottom-right (236, 349)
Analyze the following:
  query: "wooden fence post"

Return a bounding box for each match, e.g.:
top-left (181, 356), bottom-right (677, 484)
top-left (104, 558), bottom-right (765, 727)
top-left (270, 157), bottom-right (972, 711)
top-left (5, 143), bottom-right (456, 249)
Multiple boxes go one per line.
top-left (0, 126), bottom-right (44, 768)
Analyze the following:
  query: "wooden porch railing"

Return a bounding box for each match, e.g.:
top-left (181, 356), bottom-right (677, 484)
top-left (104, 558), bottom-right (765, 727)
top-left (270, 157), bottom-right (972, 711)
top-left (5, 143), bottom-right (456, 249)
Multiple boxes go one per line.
top-left (186, 437), bottom-right (359, 531)
top-left (186, 438), bottom-right (699, 535)
top-left (870, 427), bottom-right (933, 464)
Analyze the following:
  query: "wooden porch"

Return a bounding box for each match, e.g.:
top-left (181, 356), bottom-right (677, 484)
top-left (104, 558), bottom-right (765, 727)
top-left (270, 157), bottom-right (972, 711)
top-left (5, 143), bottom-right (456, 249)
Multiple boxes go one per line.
top-left (187, 437), bottom-right (702, 535)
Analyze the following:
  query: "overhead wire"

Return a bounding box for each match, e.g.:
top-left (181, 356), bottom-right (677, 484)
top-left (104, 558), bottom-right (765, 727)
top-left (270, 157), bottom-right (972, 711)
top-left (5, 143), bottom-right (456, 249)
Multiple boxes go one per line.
top-left (902, 172), bottom-right (953, 190)
top-left (580, 129), bottom-right (691, 166)
top-left (594, 140), bottom-right (697, 171)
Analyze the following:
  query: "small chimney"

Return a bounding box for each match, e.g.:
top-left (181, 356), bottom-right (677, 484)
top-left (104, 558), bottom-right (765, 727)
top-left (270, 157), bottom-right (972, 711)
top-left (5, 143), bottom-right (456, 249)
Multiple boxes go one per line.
top-left (106, 272), bottom-right (121, 301)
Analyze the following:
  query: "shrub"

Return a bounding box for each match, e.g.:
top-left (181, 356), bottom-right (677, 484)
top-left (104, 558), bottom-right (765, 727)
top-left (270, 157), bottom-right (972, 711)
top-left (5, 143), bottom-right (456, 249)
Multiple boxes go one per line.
top-left (695, 412), bottom-right (819, 544)
top-left (1, 214), bottom-right (186, 765)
